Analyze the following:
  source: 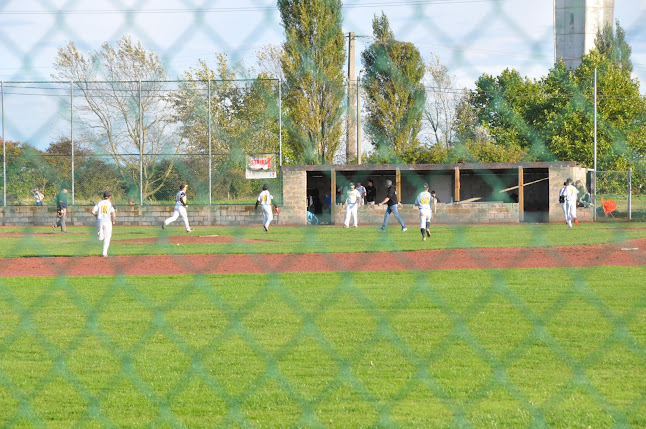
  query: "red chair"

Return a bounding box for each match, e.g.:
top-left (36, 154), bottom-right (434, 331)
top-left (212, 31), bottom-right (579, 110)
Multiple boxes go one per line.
top-left (600, 196), bottom-right (617, 217)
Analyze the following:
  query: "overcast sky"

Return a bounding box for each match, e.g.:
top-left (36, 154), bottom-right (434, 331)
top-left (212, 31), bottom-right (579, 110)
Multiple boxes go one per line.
top-left (1, 0), bottom-right (644, 148)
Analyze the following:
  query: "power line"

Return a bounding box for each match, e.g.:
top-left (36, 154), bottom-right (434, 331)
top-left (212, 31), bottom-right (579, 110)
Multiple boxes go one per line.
top-left (0, 0), bottom-right (502, 15)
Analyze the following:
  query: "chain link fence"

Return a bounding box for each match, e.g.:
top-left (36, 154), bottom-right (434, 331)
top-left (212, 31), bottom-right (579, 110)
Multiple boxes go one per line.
top-left (1, 0), bottom-right (646, 426)
top-left (1, 79), bottom-right (281, 206)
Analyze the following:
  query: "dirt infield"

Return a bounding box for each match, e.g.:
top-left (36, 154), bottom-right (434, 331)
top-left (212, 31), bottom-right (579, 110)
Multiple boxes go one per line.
top-left (1, 237), bottom-right (644, 277)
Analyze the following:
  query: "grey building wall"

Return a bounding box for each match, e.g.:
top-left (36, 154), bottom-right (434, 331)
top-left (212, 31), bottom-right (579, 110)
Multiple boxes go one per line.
top-left (554, 0), bottom-right (614, 69)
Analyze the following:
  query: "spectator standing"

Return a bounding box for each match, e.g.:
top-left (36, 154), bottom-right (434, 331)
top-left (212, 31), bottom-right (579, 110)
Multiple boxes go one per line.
top-left (91, 191), bottom-right (116, 257)
top-left (33, 188), bottom-right (44, 206)
top-left (162, 184), bottom-right (193, 232)
top-left (365, 179), bottom-right (377, 205)
top-left (575, 180), bottom-right (590, 208)
top-left (52, 188), bottom-right (68, 233)
top-left (377, 180), bottom-right (407, 232)
top-left (355, 182), bottom-right (367, 205)
top-left (343, 182), bottom-right (361, 228)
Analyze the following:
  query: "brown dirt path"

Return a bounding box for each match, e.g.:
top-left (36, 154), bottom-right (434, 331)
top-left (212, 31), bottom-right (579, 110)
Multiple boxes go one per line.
top-left (1, 238), bottom-right (645, 277)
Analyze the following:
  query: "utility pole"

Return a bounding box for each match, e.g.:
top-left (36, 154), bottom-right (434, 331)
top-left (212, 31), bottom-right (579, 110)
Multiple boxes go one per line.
top-left (346, 32), bottom-right (357, 164)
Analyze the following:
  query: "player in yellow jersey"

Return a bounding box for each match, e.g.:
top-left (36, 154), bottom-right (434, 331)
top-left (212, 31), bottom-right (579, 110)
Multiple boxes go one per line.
top-left (414, 183), bottom-right (437, 241)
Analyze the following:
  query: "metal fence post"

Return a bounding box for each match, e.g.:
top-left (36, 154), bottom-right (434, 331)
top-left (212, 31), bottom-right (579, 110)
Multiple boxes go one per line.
top-left (71, 81), bottom-right (75, 205)
top-left (1, 81), bottom-right (5, 207)
top-left (628, 167), bottom-right (633, 220)
top-left (278, 79), bottom-right (283, 205)
top-left (208, 79), bottom-right (212, 206)
top-left (139, 80), bottom-right (143, 205)
top-left (278, 79), bottom-right (282, 167)
top-left (592, 67), bottom-right (597, 222)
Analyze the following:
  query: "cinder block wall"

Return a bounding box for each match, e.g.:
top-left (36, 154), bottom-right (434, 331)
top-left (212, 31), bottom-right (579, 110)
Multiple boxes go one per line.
top-left (332, 202), bottom-right (520, 226)
top-left (0, 205), bottom-right (280, 227)
top-left (281, 170), bottom-right (307, 225)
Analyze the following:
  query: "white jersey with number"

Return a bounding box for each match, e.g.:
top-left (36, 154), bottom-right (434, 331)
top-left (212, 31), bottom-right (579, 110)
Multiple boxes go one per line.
top-left (415, 191), bottom-right (434, 211)
top-left (93, 200), bottom-right (115, 223)
top-left (564, 184), bottom-right (578, 202)
top-left (258, 190), bottom-right (273, 206)
top-left (346, 189), bottom-right (361, 205)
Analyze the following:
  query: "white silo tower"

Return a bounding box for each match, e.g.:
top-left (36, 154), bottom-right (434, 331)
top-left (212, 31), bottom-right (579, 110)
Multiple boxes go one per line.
top-left (554, 0), bottom-right (615, 68)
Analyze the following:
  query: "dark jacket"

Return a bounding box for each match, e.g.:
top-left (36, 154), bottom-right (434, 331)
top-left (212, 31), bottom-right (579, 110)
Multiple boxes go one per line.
top-left (56, 191), bottom-right (68, 209)
top-left (365, 185), bottom-right (376, 202)
top-left (385, 186), bottom-right (398, 206)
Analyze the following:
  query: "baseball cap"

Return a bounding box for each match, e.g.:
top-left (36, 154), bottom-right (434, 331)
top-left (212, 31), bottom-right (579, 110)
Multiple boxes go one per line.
top-left (385, 180), bottom-right (392, 186)
top-left (349, 182), bottom-right (355, 187)
top-left (262, 183), bottom-right (269, 190)
top-left (103, 191), bottom-right (111, 198)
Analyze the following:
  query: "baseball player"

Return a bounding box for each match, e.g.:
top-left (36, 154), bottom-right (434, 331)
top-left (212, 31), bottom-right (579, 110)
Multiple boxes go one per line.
top-left (564, 178), bottom-right (578, 227)
top-left (91, 191), bottom-right (116, 257)
top-left (162, 184), bottom-right (193, 232)
top-left (343, 182), bottom-right (362, 228)
top-left (414, 184), bottom-right (437, 241)
top-left (558, 181), bottom-right (568, 224)
top-left (255, 183), bottom-right (279, 232)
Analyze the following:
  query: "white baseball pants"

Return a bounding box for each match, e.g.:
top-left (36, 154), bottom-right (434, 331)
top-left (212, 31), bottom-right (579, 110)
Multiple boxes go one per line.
top-left (565, 200), bottom-right (577, 226)
top-left (262, 205), bottom-right (273, 228)
top-left (97, 221), bottom-right (113, 256)
top-left (344, 203), bottom-right (358, 227)
top-left (419, 208), bottom-right (432, 228)
top-left (165, 206), bottom-right (191, 231)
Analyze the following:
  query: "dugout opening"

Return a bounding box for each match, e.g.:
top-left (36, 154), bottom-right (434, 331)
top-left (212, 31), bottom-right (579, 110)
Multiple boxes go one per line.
top-left (293, 163), bottom-right (573, 225)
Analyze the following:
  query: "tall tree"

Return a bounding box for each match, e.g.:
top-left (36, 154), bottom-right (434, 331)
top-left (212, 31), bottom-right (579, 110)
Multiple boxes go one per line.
top-left (52, 36), bottom-right (180, 200)
top-left (594, 20), bottom-right (632, 72)
top-left (361, 13), bottom-right (426, 162)
top-left (468, 68), bottom-right (543, 154)
top-left (545, 49), bottom-right (645, 170)
top-left (278, 0), bottom-right (346, 164)
top-left (423, 53), bottom-right (460, 150)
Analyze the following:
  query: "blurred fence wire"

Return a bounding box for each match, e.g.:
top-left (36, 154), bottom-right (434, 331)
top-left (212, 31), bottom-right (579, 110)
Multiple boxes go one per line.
top-left (1, 79), bottom-right (282, 205)
top-left (1, 0), bottom-right (646, 427)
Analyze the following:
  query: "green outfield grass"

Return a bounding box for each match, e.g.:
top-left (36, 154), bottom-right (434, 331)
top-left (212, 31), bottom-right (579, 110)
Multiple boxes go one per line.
top-left (0, 267), bottom-right (644, 427)
top-left (1, 222), bottom-right (645, 257)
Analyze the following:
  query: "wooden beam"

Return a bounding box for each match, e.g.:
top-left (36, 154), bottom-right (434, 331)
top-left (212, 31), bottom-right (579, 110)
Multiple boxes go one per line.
top-left (454, 167), bottom-right (460, 202)
top-left (396, 168), bottom-right (401, 203)
top-left (499, 177), bottom-right (549, 193)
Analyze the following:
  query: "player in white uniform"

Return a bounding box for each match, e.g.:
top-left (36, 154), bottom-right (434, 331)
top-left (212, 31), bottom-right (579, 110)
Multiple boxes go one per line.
top-left (91, 191), bottom-right (116, 257)
top-left (564, 178), bottom-right (578, 227)
top-left (255, 183), bottom-right (279, 232)
top-left (162, 184), bottom-right (193, 232)
top-left (343, 182), bottom-right (362, 228)
top-left (414, 183), bottom-right (437, 241)
top-left (558, 182), bottom-right (568, 224)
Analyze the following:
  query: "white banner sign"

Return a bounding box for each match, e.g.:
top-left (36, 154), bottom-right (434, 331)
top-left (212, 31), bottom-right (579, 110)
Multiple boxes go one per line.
top-left (246, 154), bottom-right (277, 179)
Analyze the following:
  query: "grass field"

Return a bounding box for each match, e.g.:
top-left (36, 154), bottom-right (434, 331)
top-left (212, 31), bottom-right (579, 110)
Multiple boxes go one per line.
top-left (1, 224), bottom-right (645, 427)
top-left (2, 222), bottom-right (646, 257)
